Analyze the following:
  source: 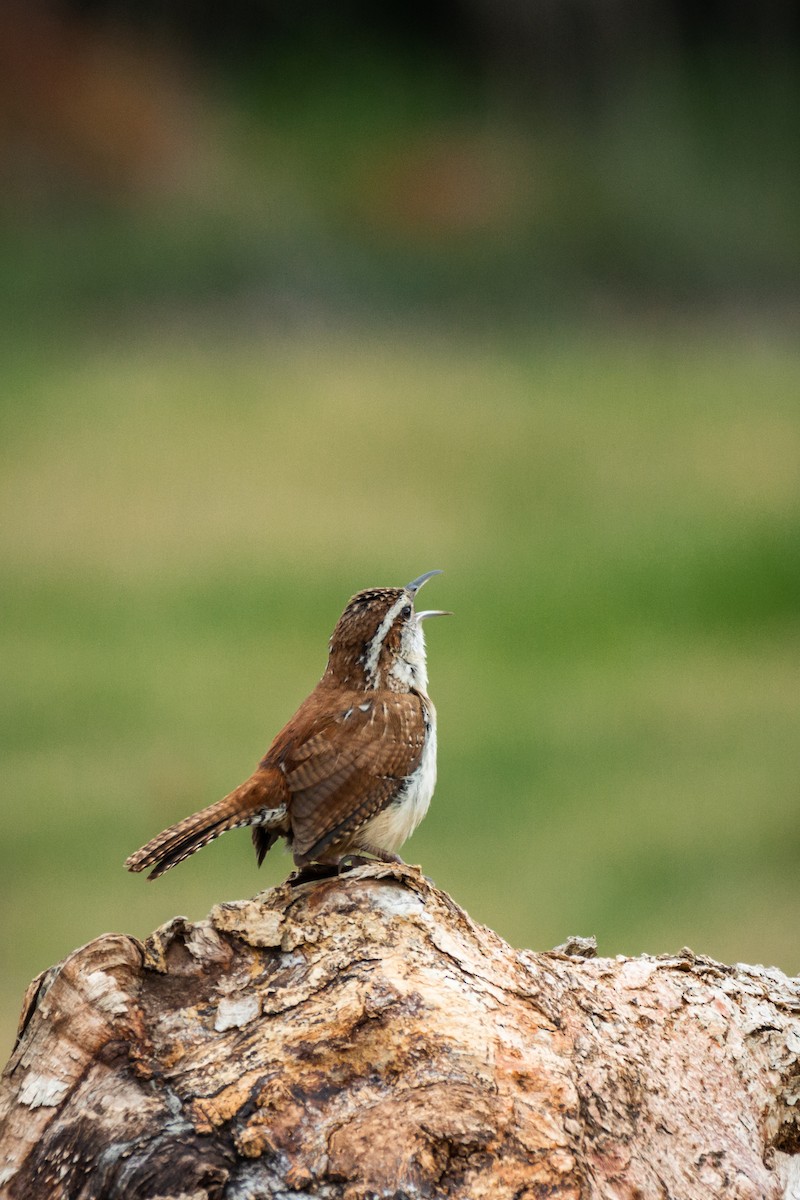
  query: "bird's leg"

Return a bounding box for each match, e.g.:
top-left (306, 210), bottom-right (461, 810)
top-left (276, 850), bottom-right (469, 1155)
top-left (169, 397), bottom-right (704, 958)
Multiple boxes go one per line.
top-left (337, 847), bottom-right (405, 872)
top-left (359, 845), bottom-right (406, 865)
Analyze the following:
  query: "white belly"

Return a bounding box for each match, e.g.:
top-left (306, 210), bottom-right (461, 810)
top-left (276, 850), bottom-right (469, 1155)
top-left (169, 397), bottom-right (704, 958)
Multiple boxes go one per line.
top-left (360, 707), bottom-right (437, 855)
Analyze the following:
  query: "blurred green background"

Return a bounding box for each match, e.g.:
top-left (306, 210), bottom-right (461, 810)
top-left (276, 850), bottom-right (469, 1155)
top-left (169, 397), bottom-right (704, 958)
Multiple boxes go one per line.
top-left (1, 0), bottom-right (799, 1055)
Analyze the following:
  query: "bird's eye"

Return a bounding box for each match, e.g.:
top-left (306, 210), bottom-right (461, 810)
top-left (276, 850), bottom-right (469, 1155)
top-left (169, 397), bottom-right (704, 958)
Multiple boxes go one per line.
top-left (401, 604), bottom-right (412, 619)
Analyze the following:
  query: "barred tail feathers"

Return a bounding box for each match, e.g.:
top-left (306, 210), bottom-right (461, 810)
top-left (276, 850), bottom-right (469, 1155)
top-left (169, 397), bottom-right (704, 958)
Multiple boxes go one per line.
top-left (125, 768), bottom-right (288, 880)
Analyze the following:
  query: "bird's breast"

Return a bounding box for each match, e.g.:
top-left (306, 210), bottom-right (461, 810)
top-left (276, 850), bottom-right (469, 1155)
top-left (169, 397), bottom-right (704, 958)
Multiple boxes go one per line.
top-left (360, 699), bottom-right (437, 854)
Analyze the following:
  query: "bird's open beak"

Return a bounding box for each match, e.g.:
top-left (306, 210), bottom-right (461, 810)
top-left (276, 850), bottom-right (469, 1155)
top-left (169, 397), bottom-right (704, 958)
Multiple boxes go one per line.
top-left (405, 569), bottom-right (452, 620)
top-left (406, 569), bottom-right (443, 594)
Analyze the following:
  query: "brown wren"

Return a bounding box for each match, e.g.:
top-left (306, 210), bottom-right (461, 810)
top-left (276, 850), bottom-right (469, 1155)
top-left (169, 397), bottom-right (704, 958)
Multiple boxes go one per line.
top-left (125, 570), bottom-right (450, 880)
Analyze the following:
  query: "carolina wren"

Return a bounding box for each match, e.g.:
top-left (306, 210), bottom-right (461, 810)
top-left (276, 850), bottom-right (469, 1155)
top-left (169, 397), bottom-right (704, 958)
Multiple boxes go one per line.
top-left (125, 570), bottom-right (450, 880)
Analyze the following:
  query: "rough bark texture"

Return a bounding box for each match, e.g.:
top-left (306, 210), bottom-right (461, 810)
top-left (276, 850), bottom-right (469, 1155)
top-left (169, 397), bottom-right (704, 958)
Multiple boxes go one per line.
top-left (1, 864), bottom-right (799, 1199)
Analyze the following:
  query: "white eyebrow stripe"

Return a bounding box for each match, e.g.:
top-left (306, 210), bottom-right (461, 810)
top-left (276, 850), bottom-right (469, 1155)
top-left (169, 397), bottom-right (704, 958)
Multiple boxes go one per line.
top-left (362, 595), bottom-right (407, 687)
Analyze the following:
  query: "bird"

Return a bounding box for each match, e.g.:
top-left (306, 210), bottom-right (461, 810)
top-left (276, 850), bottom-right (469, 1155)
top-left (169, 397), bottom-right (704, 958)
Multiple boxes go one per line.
top-left (125, 570), bottom-right (450, 881)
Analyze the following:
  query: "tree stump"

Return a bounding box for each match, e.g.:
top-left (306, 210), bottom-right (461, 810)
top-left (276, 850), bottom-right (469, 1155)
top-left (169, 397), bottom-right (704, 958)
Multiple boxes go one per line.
top-left (1, 863), bottom-right (799, 1199)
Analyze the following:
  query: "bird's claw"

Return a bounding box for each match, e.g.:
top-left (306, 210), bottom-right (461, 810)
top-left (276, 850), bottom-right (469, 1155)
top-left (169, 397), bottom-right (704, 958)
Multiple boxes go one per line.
top-left (286, 862), bottom-right (339, 887)
top-left (338, 854), bottom-right (373, 873)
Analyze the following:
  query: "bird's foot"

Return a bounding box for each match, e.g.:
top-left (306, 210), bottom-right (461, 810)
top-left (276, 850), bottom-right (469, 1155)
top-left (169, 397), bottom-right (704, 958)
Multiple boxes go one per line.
top-left (288, 850), bottom-right (413, 885)
top-left (337, 854), bottom-right (373, 873)
top-left (286, 862), bottom-right (340, 887)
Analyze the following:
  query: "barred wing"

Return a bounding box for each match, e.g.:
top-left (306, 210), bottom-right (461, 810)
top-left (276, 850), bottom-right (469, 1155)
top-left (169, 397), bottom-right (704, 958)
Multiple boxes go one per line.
top-left (277, 691), bottom-right (427, 860)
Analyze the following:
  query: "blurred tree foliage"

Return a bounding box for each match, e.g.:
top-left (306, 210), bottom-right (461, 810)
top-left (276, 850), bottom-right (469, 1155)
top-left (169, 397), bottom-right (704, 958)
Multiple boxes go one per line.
top-left (0, 0), bottom-right (797, 323)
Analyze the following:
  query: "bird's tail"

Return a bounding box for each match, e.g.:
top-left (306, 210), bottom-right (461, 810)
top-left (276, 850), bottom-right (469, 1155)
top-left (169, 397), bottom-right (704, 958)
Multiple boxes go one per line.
top-left (125, 768), bottom-right (288, 880)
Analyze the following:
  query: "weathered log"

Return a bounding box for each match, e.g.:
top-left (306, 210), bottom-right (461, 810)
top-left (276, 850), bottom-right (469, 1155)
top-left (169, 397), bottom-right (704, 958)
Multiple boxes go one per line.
top-left (1, 863), bottom-right (799, 1199)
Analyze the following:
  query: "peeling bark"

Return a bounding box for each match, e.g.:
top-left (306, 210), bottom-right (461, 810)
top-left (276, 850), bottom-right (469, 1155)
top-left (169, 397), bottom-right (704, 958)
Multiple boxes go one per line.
top-left (1, 864), bottom-right (799, 1199)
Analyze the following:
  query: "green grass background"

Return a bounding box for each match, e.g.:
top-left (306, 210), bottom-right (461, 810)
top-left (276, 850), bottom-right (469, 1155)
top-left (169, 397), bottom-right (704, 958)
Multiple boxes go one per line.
top-left (1, 319), bottom-right (799, 1055)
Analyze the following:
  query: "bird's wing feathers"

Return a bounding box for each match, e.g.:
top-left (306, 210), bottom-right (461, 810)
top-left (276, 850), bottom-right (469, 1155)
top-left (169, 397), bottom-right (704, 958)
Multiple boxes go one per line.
top-left (278, 692), bottom-right (426, 859)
